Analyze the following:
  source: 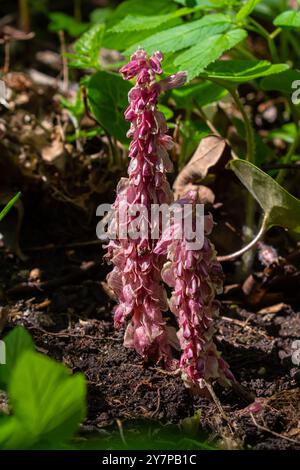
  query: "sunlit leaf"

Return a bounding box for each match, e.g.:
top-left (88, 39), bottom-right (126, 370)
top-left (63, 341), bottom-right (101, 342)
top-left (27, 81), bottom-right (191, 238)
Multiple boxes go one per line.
top-left (200, 60), bottom-right (289, 83)
top-left (69, 24), bottom-right (105, 69)
top-left (5, 351), bottom-right (86, 448)
top-left (124, 14), bottom-right (232, 55)
top-left (236, 0), bottom-right (262, 23)
top-left (0, 326), bottom-right (34, 390)
top-left (174, 29), bottom-right (247, 81)
top-left (109, 7), bottom-right (199, 33)
top-left (274, 10), bottom-right (300, 29)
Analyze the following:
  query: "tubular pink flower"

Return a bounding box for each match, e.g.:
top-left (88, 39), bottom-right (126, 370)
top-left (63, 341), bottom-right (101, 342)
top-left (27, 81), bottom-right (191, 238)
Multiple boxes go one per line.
top-left (106, 50), bottom-right (186, 365)
top-left (155, 191), bottom-right (234, 388)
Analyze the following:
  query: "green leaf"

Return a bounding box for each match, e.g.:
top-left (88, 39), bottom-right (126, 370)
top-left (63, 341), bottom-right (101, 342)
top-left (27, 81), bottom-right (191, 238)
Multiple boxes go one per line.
top-left (48, 12), bottom-right (88, 37)
top-left (124, 14), bottom-right (232, 55)
top-left (229, 159), bottom-right (300, 234)
top-left (0, 326), bottom-right (34, 390)
top-left (7, 351), bottom-right (86, 447)
top-left (111, 0), bottom-right (175, 20)
top-left (69, 24), bottom-right (105, 69)
top-left (260, 68), bottom-right (300, 93)
top-left (274, 10), bottom-right (300, 29)
top-left (173, 81), bottom-right (228, 108)
top-left (0, 192), bottom-right (21, 222)
top-left (87, 71), bottom-right (131, 143)
top-left (103, 0), bottom-right (177, 50)
top-left (200, 60), bottom-right (289, 83)
top-left (175, 29), bottom-right (247, 81)
top-left (236, 0), bottom-right (262, 23)
top-left (109, 7), bottom-right (199, 33)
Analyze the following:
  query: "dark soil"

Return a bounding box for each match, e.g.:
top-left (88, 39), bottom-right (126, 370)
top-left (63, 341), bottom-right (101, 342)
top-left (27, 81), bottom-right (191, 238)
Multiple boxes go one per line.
top-left (1, 236), bottom-right (300, 450)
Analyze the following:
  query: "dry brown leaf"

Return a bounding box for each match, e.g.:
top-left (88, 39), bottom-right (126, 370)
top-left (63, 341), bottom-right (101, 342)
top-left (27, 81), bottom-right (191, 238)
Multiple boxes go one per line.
top-left (257, 303), bottom-right (288, 315)
top-left (173, 135), bottom-right (226, 199)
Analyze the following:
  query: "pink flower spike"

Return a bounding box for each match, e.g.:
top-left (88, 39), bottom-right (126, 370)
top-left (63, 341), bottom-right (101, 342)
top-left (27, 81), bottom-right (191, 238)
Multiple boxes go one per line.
top-left (106, 50), bottom-right (186, 366)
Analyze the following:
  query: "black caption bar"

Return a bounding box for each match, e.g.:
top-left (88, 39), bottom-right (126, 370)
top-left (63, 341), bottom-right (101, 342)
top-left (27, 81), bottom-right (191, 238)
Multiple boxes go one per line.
top-left (0, 450), bottom-right (299, 467)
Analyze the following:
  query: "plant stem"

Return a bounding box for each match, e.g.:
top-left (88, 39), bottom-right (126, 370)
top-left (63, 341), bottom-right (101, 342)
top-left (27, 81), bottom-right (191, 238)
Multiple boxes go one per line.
top-left (19, 0), bottom-right (30, 32)
top-left (217, 215), bottom-right (268, 263)
top-left (229, 87), bottom-right (257, 272)
top-left (230, 87), bottom-right (255, 164)
top-left (247, 18), bottom-right (280, 63)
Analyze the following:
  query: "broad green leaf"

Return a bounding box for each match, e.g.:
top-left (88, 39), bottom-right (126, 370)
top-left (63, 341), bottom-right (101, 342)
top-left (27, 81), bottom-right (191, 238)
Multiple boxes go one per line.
top-left (111, 0), bottom-right (175, 20)
top-left (261, 68), bottom-right (300, 93)
top-left (8, 351), bottom-right (86, 446)
top-left (69, 24), bottom-right (105, 69)
top-left (103, 0), bottom-right (177, 50)
top-left (0, 326), bottom-right (34, 389)
top-left (124, 14), bottom-right (232, 55)
top-left (236, 0), bottom-right (262, 23)
top-left (173, 81), bottom-right (228, 109)
top-left (200, 60), bottom-right (289, 83)
top-left (174, 29), bottom-right (247, 81)
top-left (48, 12), bottom-right (88, 37)
top-left (0, 192), bottom-right (21, 222)
top-left (229, 159), bottom-right (300, 234)
top-left (87, 71), bottom-right (131, 143)
top-left (274, 10), bottom-right (300, 29)
top-left (109, 7), bottom-right (199, 33)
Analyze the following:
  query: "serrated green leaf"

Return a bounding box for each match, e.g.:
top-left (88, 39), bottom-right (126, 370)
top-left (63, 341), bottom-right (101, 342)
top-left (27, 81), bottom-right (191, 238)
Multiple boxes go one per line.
top-left (0, 192), bottom-right (21, 222)
top-left (69, 24), bottom-right (105, 69)
top-left (236, 0), bottom-right (262, 23)
top-left (48, 12), bottom-right (88, 37)
top-left (230, 159), bottom-right (300, 234)
top-left (124, 14), bottom-right (232, 55)
top-left (175, 29), bottom-right (247, 81)
top-left (0, 326), bottom-right (34, 390)
top-left (109, 7), bottom-right (199, 33)
top-left (7, 351), bottom-right (86, 448)
top-left (274, 10), bottom-right (300, 29)
top-left (103, 0), bottom-right (177, 49)
top-left (87, 71), bottom-right (131, 143)
top-left (260, 68), bottom-right (300, 93)
top-left (200, 60), bottom-right (289, 83)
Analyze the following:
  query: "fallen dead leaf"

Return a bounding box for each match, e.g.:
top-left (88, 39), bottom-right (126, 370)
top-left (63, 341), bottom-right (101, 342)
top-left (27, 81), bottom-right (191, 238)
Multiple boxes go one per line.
top-left (173, 135), bottom-right (227, 199)
top-left (257, 303), bottom-right (288, 315)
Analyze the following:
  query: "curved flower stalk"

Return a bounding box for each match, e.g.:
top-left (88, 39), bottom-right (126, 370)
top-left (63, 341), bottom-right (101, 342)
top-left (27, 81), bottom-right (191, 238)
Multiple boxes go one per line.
top-left (106, 49), bottom-right (186, 364)
top-left (155, 192), bottom-right (234, 389)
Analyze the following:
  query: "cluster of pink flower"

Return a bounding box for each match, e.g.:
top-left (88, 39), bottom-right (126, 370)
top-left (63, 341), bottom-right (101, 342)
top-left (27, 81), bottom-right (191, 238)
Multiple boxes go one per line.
top-left (106, 49), bottom-right (233, 389)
